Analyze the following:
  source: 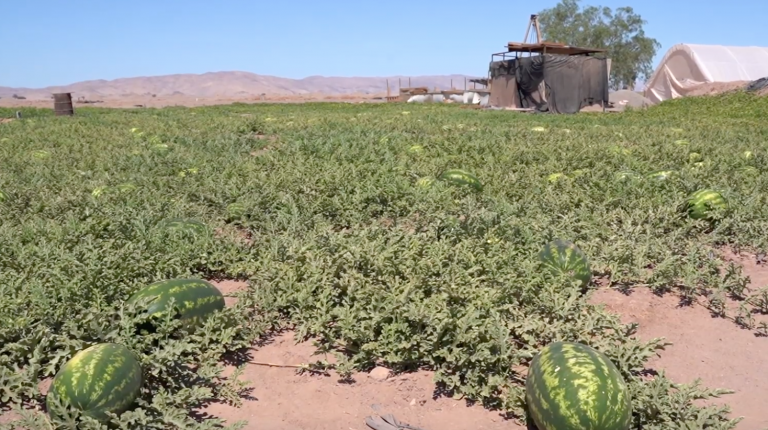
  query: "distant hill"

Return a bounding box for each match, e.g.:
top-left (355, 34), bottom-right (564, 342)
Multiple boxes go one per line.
top-left (0, 71), bottom-right (482, 99)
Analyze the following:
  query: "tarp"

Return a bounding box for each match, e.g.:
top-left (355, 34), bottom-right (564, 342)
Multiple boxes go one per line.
top-left (489, 55), bottom-right (609, 114)
top-left (644, 43), bottom-right (768, 104)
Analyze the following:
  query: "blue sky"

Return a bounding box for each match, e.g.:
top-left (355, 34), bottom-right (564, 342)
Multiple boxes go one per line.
top-left (1, 0), bottom-right (767, 88)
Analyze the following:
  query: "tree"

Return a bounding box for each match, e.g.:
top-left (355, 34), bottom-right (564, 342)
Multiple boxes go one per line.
top-left (537, 0), bottom-right (660, 90)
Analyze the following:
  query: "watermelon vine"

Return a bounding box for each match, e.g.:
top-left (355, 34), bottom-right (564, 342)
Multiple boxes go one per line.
top-left (1, 92), bottom-right (765, 429)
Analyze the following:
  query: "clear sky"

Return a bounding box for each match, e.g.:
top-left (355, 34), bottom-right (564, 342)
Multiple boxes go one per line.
top-left (2, 0), bottom-right (767, 88)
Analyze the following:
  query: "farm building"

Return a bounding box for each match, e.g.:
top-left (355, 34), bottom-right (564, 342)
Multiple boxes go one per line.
top-left (488, 42), bottom-right (611, 114)
top-left (644, 43), bottom-right (768, 104)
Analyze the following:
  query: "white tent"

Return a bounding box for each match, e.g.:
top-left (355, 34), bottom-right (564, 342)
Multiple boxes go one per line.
top-left (644, 43), bottom-right (768, 104)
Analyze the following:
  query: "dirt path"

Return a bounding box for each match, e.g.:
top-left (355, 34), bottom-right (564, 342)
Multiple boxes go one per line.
top-left (211, 281), bottom-right (519, 430)
top-left (202, 330), bottom-right (519, 430)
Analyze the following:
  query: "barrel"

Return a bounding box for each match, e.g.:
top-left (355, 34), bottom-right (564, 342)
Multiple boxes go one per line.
top-left (53, 92), bottom-right (74, 116)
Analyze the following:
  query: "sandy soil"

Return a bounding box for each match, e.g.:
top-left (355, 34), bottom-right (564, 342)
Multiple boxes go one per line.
top-left (591, 250), bottom-right (768, 430)
top-left (209, 280), bottom-right (521, 430)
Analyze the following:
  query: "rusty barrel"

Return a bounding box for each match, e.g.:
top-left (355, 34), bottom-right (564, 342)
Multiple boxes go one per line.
top-left (53, 92), bottom-right (74, 116)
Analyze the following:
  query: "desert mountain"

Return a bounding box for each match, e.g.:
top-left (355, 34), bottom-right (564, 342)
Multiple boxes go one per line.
top-left (0, 71), bottom-right (482, 99)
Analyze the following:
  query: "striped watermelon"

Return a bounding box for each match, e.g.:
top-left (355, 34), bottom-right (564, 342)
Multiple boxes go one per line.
top-left (647, 170), bottom-right (674, 181)
top-left (739, 166), bottom-right (758, 175)
top-left (150, 143), bottom-right (170, 153)
top-left (46, 343), bottom-right (142, 424)
top-left (538, 239), bottom-right (592, 290)
top-left (548, 173), bottom-right (568, 183)
top-left (226, 202), bottom-right (247, 219)
top-left (127, 278), bottom-right (225, 334)
top-left (438, 169), bottom-right (483, 192)
top-left (686, 189), bottom-right (728, 220)
top-left (115, 182), bottom-right (137, 193)
top-left (416, 177), bottom-right (435, 188)
top-left (31, 150), bottom-right (51, 160)
top-left (525, 341), bottom-right (631, 430)
top-left (408, 145), bottom-right (425, 154)
top-left (615, 170), bottom-right (638, 182)
top-left (159, 218), bottom-right (208, 236)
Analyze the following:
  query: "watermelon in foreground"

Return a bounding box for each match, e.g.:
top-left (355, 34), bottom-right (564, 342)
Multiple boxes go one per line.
top-left (46, 343), bottom-right (142, 424)
top-left (686, 189), bottom-right (727, 220)
top-left (438, 169), bottom-right (483, 192)
top-left (127, 278), bottom-right (225, 334)
top-left (538, 239), bottom-right (592, 290)
top-left (525, 341), bottom-right (631, 430)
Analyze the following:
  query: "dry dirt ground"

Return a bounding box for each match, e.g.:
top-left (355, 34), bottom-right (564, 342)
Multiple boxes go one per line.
top-left (200, 248), bottom-right (768, 430)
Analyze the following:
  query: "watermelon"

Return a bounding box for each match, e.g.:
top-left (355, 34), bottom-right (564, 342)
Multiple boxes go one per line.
top-left (159, 218), bottom-right (208, 236)
top-left (31, 150), bottom-right (51, 160)
top-left (548, 173), bottom-right (567, 183)
top-left (0, 189), bottom-right (5, 202)
top-left (615, 170), bottom-right (638, 181)
top-left (647, 170), bottom-right (674, 181)
top-left (46, 343), bottom-right (142, 424)
top-left (408, 145), bottom-right (424, 154)
top-left (525, 341), bottom-right (631, 430)
top-left (226, 202), bottom-right (247, 219)
top-left (438, 169), bottom-right (483, 192)
top-left (115, 182), bottom-right (137, 193)
top-left (91, 186), bottom-right (109, 197)
top-left (739, 166), bottom-right (758, 175)
top-left (538, 239), bottom-right (592, 290)
top-left (127, 278), bottom-right (225, 334)
top-left (150, 143), bottom-right (170, 153)
top-left (416, 177), bottom-right (435, 188)
top-left (686, 189), bottom-right (728, 220)
top-left (608, 145), bottom-right (631, 156)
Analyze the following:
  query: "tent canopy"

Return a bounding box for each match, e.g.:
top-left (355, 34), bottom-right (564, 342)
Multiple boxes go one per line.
top-left (644, 43), bottom-right (768, 104)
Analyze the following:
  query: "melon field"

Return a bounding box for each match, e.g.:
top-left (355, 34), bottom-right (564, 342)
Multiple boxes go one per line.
top-left (1, 93), bottom-right (768, 429)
